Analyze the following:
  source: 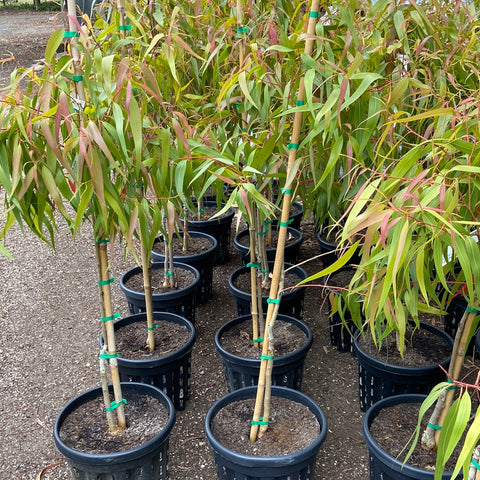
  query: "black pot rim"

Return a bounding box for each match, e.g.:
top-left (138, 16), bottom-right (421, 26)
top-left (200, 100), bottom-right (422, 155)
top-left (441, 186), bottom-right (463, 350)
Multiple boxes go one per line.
top-left (233, 226), bottom-right (303, 254)
top-left (103, 312), bottom-right (195, 367)
top-left (228, 262), bottom-right (308, 300)
top-left (363, 393), bottom-right (456, 478)
top-left (151, 231), bottom-right (218, 263)
top-left (214, 314), bottom-right (312, 367)
top-left (205, 385), bottom-right (327, 466)
top-left (353, 321), bottom-right (453, 376)
top-left (54, 382), bottom-right (175, 465)
top-left (186, 201), bottom-right (235, 227)
top-left (119, 262), bottom-right (200, 301)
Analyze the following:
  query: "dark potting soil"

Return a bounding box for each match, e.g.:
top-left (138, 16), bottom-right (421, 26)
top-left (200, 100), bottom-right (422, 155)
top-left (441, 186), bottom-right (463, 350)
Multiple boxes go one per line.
top-left (59, 393), bottom-right (169, 454)
top-left (357, 325), bottom-right (449, 367)
top-left (152, 235), bottom-right (213, 257)
top-left (322, 268), bottom-right (355, 290)
top-left (369, 402), bottom-right (460, 473)
top-left (124, 267), bottom-right (196, 294)
top-left (211, 396), bottom-right (320, 457)
top-left (219, 317), bottom-right (307, 359)
top-left (236, 228), bottom-right (299, 249)
top-left (233, 268), bottom-right (303, 294)
top-left (185, 206), bottom-right (229, 222)
top-left (115, 320), bottom-right (191, 360)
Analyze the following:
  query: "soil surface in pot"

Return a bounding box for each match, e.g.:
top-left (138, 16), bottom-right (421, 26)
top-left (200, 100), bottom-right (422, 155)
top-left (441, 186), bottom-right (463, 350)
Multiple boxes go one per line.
top-left (236, 228), bottom-right (299, 249)
top-left (153, 235), bottom-right (213, 257)
top-left (115, 320), bottom-right (191, 360)
top-left (357, 325), bottom-right (449, 367)
top-left (232, 268), bottom-right (304, 293)
top-left (59, 392), bottom-right (169, 454)
top-left (219, 317), bottom-right (307, 359)
top-left (211, 396), bottom-right (320, 456)
top-left (124, 267), bottom-right (196, 294)
top-left (370, 401), bottom-right (462, 473)
top-left (186, 206), bottom-right (230, 222)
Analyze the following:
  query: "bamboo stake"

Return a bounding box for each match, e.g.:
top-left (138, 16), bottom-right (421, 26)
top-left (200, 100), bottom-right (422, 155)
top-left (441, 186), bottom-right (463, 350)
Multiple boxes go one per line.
top-left (250, 0), bottom-right (320, 442)
top-left (97, 238), bottom-right (126, 431)
top-left (249, 218), bottom-right (261, 347)
top-left (140, 237), bottom-right (155, 351)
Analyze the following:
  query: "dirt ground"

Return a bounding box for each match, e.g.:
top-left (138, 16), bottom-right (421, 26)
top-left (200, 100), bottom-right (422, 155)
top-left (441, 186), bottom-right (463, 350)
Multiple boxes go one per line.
top-left (0, 10), bottom-right (369, 480)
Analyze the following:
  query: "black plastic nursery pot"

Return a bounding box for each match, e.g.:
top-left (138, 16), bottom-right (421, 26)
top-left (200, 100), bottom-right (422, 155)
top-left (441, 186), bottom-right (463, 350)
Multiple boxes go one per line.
top-left (185, 201), bottom-right (235, 265)
top-left (233, 226), bottom-right (303, 266)
top-left (107, 312), bottom-right (195, 411)
top-left (119, 262), bottom-right (200, 323)
top-left (228, 262), bottom-right (308, 320)
top-left (322, 266), bottom-right (360, 353)
top-left (271, 201), bottom-right (304, 230)
top-left (215, 314), bottom-right (313, 392)
top-left (353, 322), bottom-right (454, 412)
top-left (205, 386), bottom-right (327, 480)
top-left (363, 394), bottom-right (460, 480)
top-left (54, 382), bottom-right (175, 480)
top-left (316, 229), bottom-right (361, 267)
top-left (151, 231), bottom-right (217, 305)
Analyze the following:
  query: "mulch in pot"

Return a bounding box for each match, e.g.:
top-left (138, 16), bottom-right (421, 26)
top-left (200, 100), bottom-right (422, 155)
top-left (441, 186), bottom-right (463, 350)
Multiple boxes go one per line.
top-left (115, 320), bottom-right (191, 360)
top-left (211, 396), bottom-right (320, 457)
top-left (152, 235), bottom-right (213, 256)
top-left (59, 393), bottom-right (169, 454)
top-left (232, 269), bottom-right (303, 294)
top-left (219, 317), bottom-right (307, 359)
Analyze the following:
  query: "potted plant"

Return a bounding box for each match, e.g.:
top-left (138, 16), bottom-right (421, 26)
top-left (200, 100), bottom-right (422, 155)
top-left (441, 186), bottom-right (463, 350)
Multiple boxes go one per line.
top-left (326, 0), bottom-right (480, 476)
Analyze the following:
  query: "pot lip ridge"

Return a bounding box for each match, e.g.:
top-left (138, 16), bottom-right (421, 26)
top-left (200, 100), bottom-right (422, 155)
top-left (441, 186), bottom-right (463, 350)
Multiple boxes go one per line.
top-left (54, 382), bottom-right (175, 464)
top-left (205, 385), bottom-right (327, 467)
top-left (214, 313), bottom-right (312, 365)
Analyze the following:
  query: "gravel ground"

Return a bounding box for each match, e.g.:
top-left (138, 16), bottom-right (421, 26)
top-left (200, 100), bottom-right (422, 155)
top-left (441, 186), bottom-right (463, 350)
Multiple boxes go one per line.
top-left (0, 10), bottom-right (369, 480)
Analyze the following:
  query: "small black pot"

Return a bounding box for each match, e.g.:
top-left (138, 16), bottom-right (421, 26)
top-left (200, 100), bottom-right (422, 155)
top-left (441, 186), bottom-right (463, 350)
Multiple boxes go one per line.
top-left (271, 201), bottom-right (304, 230)
top-left (151, 231), bottom-right (217, 305)
top-left (228, 262), bottom-right (308, 320)
top-left (354, 322), bottom-right (454, 412)
top-left (322, 266), bottom-right (361, 353)
top-left (363, 394), bottom-right (460, 479)
top-left (215, 314), bottom-right (312, 392)
top-left (54, 382), bottom-right (175, 480)
top-left (233, 226), bottom-right (303, 266)
top-left (205, 386), bottom-right (327, 480)
top-left (119, 262), bottom-right (200, 324)
top-left (316, 229), bottom-right (361, 267)
top-left (185, 201), bottom-right (235, 265)
top-left (103, 312), bottom-right (195, 411)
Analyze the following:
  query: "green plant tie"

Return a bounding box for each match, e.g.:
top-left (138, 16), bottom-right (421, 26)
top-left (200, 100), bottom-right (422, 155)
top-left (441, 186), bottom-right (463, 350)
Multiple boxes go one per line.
top-left (427, 423), bottom-right (442, 430)
top-left (237, 26), bottom-right (249, 34)
top-left (96, 239), bottom-right (110, 244)
top-left (99, 352), bottom-right (118, 359)
top-left (267, 298), bottom-right (280, 304)
top-left (119, 24), bottom-right (132, 30)
top-left (261, 355), bottom-right (274, 360)
top-left (447, 378), bottom-right (458, 390)
top-left (296, 100), bottom-right (305, 106)
top-left (106, 399), bottom-right (127, 412)
top-left (147, 325), bottom-right (159, 331)
top-left (251, 417), bottom-right (268, 426)
top-left (252, 337), bottom-right (263, 343)
top-left (246, 262), bottom-right (261, 269)
top-left (261, 269), bottom-right (269, 274)
top-left (281, 188), bottom-right (293, 194)
top-left (164, 271), bottom-right (174, 276)
top-left (98, 278), bottom-right (114, 286)
top-left (466, 306), bottom-right (480, 314)
top-left (279, 219), bottom-right (293, 227)
top-left (64, 30), bottom-right (79, 38)
top-left (287, 143), bottom-right (299, 150)
top-left (472, 459), bottom-right (480, 471)
top-left (199, 208), bottom-right (205, 213)
top-left (101, 313), bottom-right (120, 322)
top-left (258, 230), bottom-right (267, 236)
top-left (309, 11), bottom-right (319, 17)
top-left (72, 75), bottom-right (83, 82)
